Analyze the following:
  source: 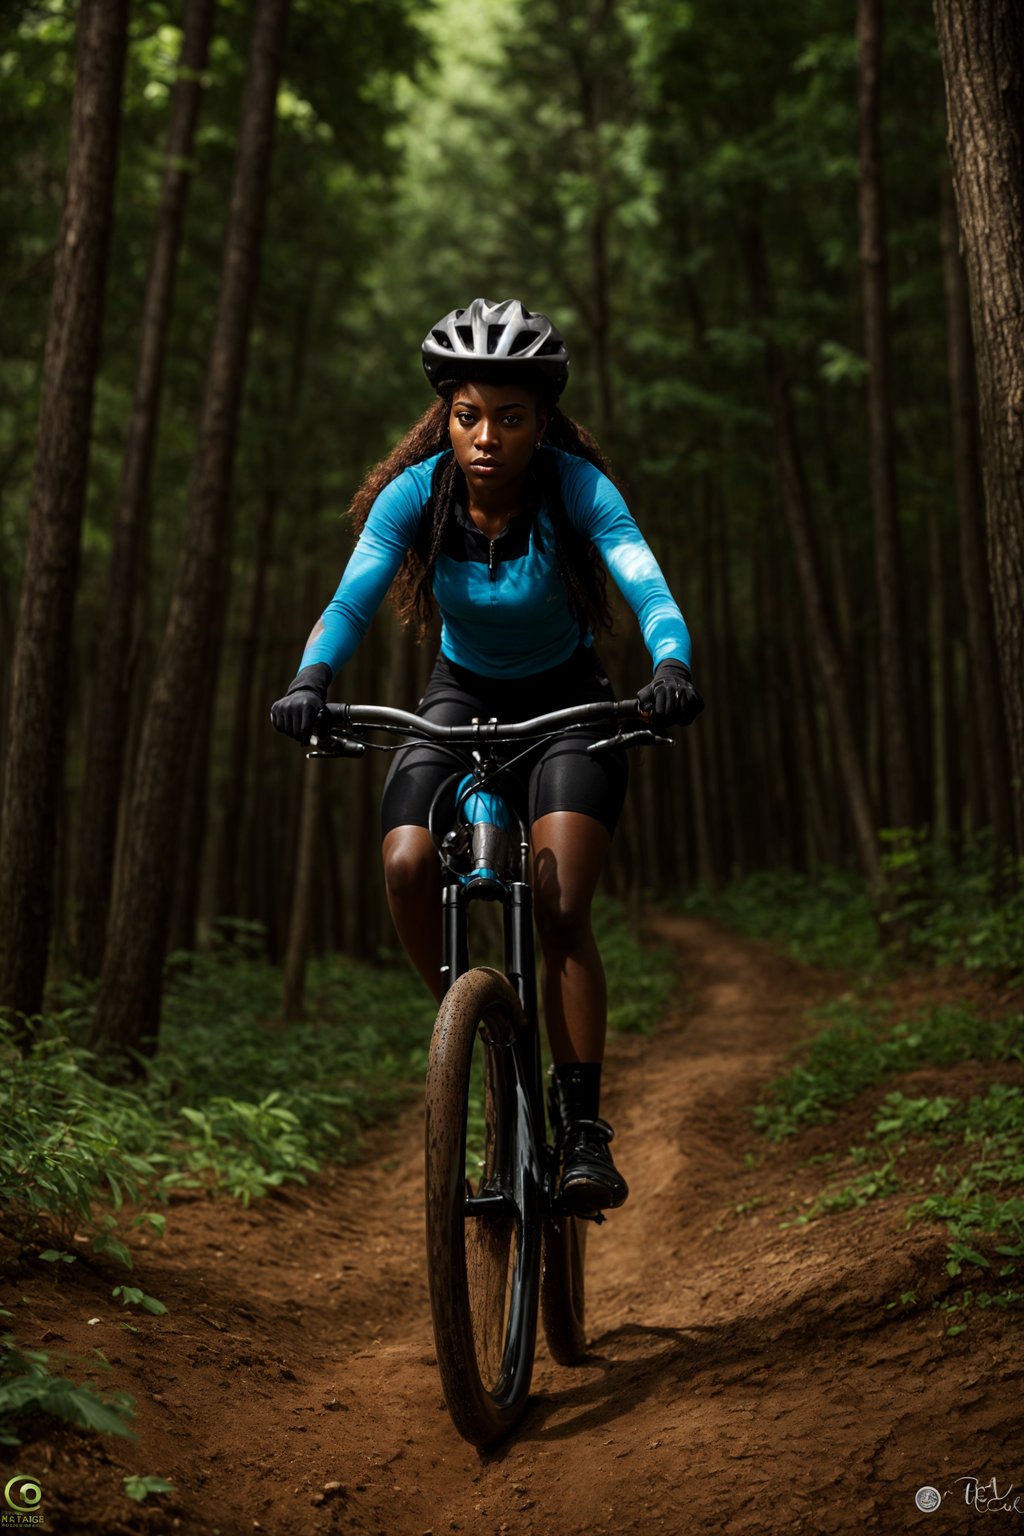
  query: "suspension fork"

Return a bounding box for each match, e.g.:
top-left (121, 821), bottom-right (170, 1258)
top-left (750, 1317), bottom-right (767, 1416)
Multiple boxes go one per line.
top-left (505, 881), bottom-right (545, 1134)
top-left (440, 881), bottom-right (469, 997)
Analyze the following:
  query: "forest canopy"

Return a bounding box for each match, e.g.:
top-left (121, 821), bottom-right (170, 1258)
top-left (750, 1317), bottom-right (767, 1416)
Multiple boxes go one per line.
top-left (1, 0), bottom-right (1022, 1040)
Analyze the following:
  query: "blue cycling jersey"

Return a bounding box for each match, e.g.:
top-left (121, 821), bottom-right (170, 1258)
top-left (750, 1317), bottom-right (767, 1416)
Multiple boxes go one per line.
top-left (300, 446), bottom-right (691, 681)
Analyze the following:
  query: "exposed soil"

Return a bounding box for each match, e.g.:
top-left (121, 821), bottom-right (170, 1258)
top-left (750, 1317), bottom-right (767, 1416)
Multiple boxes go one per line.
top-left (5, 918), bottom-right (1023, 1536)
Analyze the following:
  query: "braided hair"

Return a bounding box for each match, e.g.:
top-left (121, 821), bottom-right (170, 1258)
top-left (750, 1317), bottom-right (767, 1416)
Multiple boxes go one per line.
top-left (348, 381), bottom-right (614, 642)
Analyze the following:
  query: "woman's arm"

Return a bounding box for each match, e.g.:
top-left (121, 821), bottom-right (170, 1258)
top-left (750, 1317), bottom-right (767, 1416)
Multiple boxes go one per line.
top-left (297, 460), bottom-right (433, 680)
top-left (558, 452), bottom-right (692, 667)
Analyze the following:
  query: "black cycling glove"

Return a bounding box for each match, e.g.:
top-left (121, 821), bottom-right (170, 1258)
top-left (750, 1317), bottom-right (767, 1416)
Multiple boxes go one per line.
top-left (270, 662), bottom-right (332, 743)
top-left (636, 659), bottom-right (704, 727)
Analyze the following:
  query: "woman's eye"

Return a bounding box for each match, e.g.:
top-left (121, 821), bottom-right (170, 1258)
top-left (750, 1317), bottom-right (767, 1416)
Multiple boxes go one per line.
top-left (502, 415), bottom-right (522, 426)
top-left (455, 413), bottom-right (475, 426)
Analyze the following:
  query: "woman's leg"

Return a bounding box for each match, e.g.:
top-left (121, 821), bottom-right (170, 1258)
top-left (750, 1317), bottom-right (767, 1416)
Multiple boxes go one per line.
top-left (382, 825), bottom-right (444, 1001)
top-left (530, 810), bottom-right (610, 1065)
top-left (531, 809), bottom-right (628, 1211)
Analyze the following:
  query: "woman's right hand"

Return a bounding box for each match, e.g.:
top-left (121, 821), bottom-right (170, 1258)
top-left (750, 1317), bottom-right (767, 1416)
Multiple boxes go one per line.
top-left (270, 662), bottom-right (332, 742)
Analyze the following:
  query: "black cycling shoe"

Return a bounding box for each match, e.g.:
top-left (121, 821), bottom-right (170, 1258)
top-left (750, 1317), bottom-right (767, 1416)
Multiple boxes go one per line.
top-left (559, 1118), bottom-right (629, 1214)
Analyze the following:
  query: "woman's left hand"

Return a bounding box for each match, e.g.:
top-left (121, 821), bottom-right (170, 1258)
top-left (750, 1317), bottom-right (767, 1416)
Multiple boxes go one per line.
top-left (637, 659), bottom-right (704, 726)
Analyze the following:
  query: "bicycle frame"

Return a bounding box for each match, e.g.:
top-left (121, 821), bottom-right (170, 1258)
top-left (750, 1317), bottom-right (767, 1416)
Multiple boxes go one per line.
top-left (310, 696), bottom-right (666, 1200)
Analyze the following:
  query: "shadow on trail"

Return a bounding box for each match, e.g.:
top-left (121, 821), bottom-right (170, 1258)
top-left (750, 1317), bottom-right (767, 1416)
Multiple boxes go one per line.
top-left (484, 1322), bottom-right (716, 1449)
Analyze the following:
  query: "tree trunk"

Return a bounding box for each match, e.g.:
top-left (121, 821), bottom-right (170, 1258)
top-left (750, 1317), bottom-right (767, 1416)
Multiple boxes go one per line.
top-left (927, 497), bottom-right (951, 850)
top-left (933, 0), bottom-right (1024, 853)
top-left (72, 0), bottom-right (215, 977)
top-left (168, 620), bottom-right (220, 953)
top-left (939, 169), bottom-right (1016, 865)
top-left (217, 280), bottom-right (316, 919)
top-left (0, 0), bottom-right (128, 1020)
top-left (283, 757), bottom-right (327, 1020)
top-left (741, 220), bottom-right (883, 892)
top-left (92, 0), bottom-right (291, 1055)
top-left (857, 0), bottom-right (918, 829)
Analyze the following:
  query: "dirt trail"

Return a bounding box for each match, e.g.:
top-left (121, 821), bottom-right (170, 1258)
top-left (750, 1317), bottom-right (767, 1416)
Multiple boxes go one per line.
top-left (11, 918), bottom-right (1022, 1536)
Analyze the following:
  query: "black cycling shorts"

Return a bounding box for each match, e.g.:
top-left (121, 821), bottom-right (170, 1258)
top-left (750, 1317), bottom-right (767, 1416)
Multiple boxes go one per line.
top-left (380, 646), bottom-right (629, 839)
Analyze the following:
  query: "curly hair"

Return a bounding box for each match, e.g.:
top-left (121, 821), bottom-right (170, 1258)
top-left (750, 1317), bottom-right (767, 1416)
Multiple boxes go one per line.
top-left (348, 382), bottom-right (615, 641)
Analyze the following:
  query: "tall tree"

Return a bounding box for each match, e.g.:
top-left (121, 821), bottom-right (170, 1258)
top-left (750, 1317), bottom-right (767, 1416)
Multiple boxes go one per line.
top-left (856, 0), bottom-right (918, 829)
top-left (933, 0), bottom-right (1024, 853)
top-left (742, 220), bottom-right (883, 891)
top-left (72, 0), bottom-right (215, 977)
top-left (92, 0), bottom-right (291, 1054)
top-left (939, 173), bottom-right (1014, 865)
top-left (0, 0), bottom-right (129, 1020)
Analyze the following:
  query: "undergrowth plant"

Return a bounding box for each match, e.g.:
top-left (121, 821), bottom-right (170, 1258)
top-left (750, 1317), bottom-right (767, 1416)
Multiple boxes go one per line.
top-left (684, 844), bottom-right (1024, 974)
top-left (757, 996), bottom-right (1024, 1321)
top-left (0, 1309), bottom-right (135, 1447)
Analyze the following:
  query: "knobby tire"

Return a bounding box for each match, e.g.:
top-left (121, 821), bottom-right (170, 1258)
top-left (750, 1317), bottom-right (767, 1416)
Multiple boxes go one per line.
top-left (541, 1211), bottom-right (588, 1365)
top-left (424, 966), bottom-right (541, 1447)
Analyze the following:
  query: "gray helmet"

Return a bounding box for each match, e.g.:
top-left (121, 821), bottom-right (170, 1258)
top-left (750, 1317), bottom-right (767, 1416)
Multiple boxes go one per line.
top-left (422, 298), bottom-right (569, 396)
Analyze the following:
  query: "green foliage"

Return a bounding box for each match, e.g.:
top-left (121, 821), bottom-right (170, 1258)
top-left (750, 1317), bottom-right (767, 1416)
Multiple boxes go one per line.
top-left (683, 870), bottom-right (878, 971)
top-left (753, 998), bottom-right (1022, 1140)
top-left (595, 897), bottom-right (676, 1035)
top-left (111, 1285), bottom-right (167, 1315)
top-left (881, 840), bottom-right (1024, 972)
top-left (0, 1022), bottom-right (172, 1253)
top-left (124, 1475), bottom-right (176, 1503)
top-left (0, 1330), bottom-right (135, 1448)
top-left (684, 851), bottom-right (1024, 976)
top-left (760, 996), bottom-right (1024, 1301)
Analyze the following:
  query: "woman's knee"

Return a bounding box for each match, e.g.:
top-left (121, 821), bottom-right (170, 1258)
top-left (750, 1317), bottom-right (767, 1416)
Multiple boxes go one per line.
top-left (534, 889), bottom-right (594, 955)
top-left (382, 827), bottom-right (436, 898)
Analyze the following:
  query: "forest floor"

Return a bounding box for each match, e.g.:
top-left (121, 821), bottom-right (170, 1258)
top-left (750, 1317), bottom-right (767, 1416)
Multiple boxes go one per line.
top-left (7, 916), bottom-right (1024, 1536)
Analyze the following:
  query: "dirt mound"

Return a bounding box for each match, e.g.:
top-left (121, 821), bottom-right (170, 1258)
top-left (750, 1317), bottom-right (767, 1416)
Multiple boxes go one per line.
top-left (6, 918), bottom-right (1021, 1535)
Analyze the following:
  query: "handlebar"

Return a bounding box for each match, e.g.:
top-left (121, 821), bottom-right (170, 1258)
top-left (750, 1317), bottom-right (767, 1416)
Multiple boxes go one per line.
top-left (308, 698), bottom-right (672, 757)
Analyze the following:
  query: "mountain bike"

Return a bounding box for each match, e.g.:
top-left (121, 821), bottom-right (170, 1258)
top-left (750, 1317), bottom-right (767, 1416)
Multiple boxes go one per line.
top-left (310, 696), bottom-right (668, 1447)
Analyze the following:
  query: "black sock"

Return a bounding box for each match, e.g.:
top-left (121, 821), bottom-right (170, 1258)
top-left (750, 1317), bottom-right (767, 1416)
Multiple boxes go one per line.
top-left (553, 1061), bottom-right (602, 1122)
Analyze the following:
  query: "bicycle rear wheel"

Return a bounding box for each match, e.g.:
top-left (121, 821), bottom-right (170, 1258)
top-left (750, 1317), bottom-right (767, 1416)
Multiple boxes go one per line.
top-left (424, 966), bottom-right (542, 1447)
top-left (541, 1211), bottom-right (588, 1363)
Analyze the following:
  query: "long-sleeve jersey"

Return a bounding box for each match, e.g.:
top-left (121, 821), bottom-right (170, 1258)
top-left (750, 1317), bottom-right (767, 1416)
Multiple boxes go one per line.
top-left (300, 446), bottom-right (691, 681)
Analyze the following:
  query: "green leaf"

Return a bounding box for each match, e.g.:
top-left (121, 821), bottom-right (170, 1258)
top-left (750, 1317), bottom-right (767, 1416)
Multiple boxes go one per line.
top-left (92, 1233), bottom-right (133, 1269)
top-left (123, 1474), bottom-right (175, 1503)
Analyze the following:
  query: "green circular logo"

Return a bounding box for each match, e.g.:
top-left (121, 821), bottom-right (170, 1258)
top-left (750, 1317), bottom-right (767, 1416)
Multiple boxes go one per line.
top-left (4, 1475), bottom-right (42, 1514)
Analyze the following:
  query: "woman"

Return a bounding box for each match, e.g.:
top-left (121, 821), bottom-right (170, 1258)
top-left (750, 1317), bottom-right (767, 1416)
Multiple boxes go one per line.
top-left (271, 298), bottom-right (702, 1214)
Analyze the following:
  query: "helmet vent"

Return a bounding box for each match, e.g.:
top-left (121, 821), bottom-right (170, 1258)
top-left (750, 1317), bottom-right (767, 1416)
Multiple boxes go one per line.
top-left (509, 330), bottom-right (537, 355)
top-left (431, 329), bottom-right (453, 350)
top-left (486, 324), bottom-right (505, 355)
top-left (455, 324), bottom-right (474, 348)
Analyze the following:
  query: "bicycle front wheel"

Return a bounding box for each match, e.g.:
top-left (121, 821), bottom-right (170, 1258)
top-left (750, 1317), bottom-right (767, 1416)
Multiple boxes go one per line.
top-left (424, 966), bottom-right (542, 1447)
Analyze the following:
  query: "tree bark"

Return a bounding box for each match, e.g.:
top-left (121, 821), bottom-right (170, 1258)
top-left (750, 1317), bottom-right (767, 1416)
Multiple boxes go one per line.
top-left (933, 0), bottom-right (1024, 853)
top-left (856, 0), bottom-right (919, 829)
top-left (0, 0), bottom-right (128, 1019)
top-left (92, 0), bottom-right (291, 1054)
top-left (938, 168), bottom-right (1016, 863)
top-left (72, 0), bottom-right (215, 977)
top-left (283, 757), bottom-right (326, 1020)
top-left (217, 280), bottom-right (315, 919)
top-left (741, 220), bottom-right (883, 891)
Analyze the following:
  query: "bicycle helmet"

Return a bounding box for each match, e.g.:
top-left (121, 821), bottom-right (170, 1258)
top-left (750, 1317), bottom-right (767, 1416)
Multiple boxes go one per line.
top-left (421, 297), bottom-right (569, 397)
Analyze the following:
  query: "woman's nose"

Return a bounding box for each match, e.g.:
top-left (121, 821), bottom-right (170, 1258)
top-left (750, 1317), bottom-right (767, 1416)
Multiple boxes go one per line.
top-left (475, 416), bottom-right (499, 446)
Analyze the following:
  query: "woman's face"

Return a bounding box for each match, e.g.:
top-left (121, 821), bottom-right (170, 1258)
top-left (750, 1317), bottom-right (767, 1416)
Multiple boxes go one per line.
top-left (447, 380), bottom-right (546, 498)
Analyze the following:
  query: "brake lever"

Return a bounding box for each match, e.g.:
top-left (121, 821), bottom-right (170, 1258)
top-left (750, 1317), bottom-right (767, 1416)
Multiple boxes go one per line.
top-left (306, 734), bottom-right (366, 758)
top-left (588, 728), bottom-right (673, 755)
